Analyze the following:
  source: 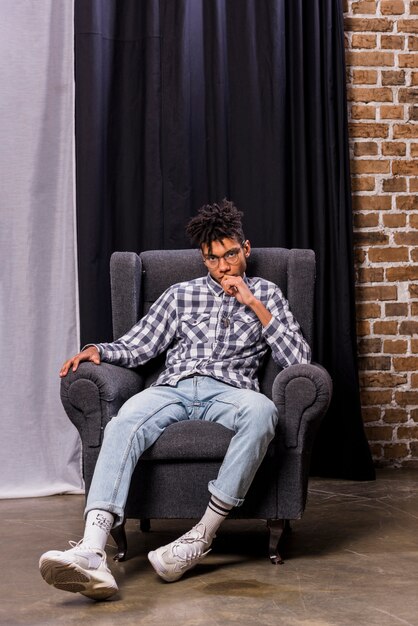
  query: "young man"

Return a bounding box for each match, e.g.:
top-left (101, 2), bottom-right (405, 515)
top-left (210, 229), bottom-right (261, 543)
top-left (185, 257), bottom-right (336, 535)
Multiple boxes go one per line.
top-left (39, 200), bottom-right (311, 600)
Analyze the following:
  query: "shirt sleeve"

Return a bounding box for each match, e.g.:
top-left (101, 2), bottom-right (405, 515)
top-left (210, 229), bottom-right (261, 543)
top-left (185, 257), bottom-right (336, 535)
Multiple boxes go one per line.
top-left (93, 286), bottom-right (178, 368)
top-left (261, 285), bottom-right (311, 368)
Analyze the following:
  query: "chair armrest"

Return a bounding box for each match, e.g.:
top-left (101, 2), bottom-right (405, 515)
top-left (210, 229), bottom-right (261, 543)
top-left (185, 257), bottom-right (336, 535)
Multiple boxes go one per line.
top-left (272, 363), bottom-right (332, 449)
top-left (60, 362), bottom-right (144, 447)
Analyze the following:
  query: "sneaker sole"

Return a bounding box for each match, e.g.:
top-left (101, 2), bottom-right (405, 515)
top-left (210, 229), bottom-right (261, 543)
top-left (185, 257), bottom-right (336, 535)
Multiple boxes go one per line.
top-left (39, 556), bottom-right (118, 600)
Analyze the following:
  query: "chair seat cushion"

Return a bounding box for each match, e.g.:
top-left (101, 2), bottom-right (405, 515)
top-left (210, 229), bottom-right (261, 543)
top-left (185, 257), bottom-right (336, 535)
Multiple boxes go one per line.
top-left (140, 421), bottom-right (234, 461)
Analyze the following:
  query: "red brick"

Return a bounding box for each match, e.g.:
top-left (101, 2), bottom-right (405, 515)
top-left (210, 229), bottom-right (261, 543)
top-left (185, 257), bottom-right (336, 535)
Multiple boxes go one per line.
top-left (383, 443), bottom-right (409, 459)
top-left (347, 87), bottom-right (393, 102)
top-left (399, 54), bottom-right (418, 68)
top-left (368, 247), bottom-right (409, 262)
top-left (351, 176), bottom-right (376, 191)
top-left (346, 52), bottom-right (394, 67)
top-left (392, 159), bottom-right (418, 174)
top-left (409, 178), bottom-right (418, 191)
top-left (398, 427), bottom-right (418, 439)
top-left (409, 36), bottom-right (418, 51)
top-left (380, 0), bottom-right (405, 14)
top-left (382, 213), bottom-right (407, 227)
top-left (358, 356), bottom-right (391, 370)
top-left (412, 338), bottom-right (418, 352)
top-left (382, 143), bottom-right (406, 157)
top-left (395, 391), bottom-right (418, 406)
top-left (380, 105), bottom-right (404, 119)
top-left (373, 321), bottom-right (398, 334)
top-left (386, 267), bottom-right (418, 281)
top-left (352, 0), bottom-right (377, 13)
top-left (351, 104), bottom-right (376, 119)
top-left (399, 320), bottom-right (418, 334)
top-left (364, 427), bottom-right (392, 443)
top-left (345, 18), bottom-right (394, 32)
top-left (381, 37), bottom-right (406, 50)
top-left (357, 285), bottom-right (397, 300)
top-left (412, 1), bottom-right (418, 15)
top-left (354, 231), bottom-right (389, 245)
top-left (410, 285), bottom-right (418, 297)
top-left (349, 123), bottom-right (389, 138)
top-left (383, 408), bottom-right (408, 423)
top-left (357, 266), bottom-right (384, 281)
top-left (383, 339), bottom-right (408, 353)
top-left (352, 69), bottom-right (378, 84)
top-left (355, 248), bottom-right (367, 264)
top-left (356, 302), bottom-right (382, 319)
top-left (385, 303), bottom-right (409, 316)
top-left (396, 196), bottom-right (418, 210)
top-left (396, 196), bottom-right (418, 211)
top-left (398, 88), bottom-right (418, 103)
top-left (352, 34), bottom-right (377, 48)
top-left (397, 20), bottom-right (418, 33)
top-left (382, 174), bottom-right (406, 189)
top-left (411, 142), bottom-right (418, 155)
top-left (394, 357), bottom-right (418, 371)
top-left (353, 212), bottom-right (380, 228)
top-left (351, 159), bottom-right (390, 174)
top-left (357, 320), bottom-right (371, 336)
top-left (352, 195), bottom-right (392, 210)
top-left (410, 213), bottom-right (418, 228)
top-left (361, 407), bottom-right (381, 422)
top-left (361, 391), bottom-right (393, 405)
top-left (381, 70), bottom-right (406, 85)
top-left (360, 372), bottom-right (407, 387)
top-left (394, 231), bottom-right (418, 244)
top-left (358, 337), bottom-right (382, 354)
top-left (354, 141), bottom-right (378, 156)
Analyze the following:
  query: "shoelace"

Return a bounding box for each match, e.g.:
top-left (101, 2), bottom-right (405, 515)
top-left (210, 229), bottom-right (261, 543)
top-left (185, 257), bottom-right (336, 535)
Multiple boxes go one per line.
top-left (68, 539), bottom-right (85, 551)
top-left (171, 530), bottom-right (209, 564)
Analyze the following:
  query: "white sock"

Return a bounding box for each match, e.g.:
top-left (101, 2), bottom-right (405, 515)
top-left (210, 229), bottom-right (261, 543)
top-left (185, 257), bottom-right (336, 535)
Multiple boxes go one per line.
top-left (82, 509), bottom-right (114, 551)
top-left (199, 495), bottom-right (233, 543)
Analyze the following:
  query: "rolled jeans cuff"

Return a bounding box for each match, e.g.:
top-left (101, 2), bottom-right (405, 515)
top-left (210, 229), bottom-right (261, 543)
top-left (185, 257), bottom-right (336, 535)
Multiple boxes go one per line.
top-left (208, 480), bottom-right (243, 508)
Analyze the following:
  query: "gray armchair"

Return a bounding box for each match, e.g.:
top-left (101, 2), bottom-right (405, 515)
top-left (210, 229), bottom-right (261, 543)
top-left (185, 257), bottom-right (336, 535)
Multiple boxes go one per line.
top-left (61, 248), bottom-right (332, 564)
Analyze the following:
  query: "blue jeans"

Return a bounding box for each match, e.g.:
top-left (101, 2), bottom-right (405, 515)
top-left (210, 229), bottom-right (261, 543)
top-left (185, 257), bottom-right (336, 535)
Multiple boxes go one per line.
top-left (86, 376), bottom-right (278, 527)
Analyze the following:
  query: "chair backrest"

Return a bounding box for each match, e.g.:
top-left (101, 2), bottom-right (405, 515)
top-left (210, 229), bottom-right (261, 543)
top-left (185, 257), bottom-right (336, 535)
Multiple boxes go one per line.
top-left (110, 248), bottom-right (315, 393)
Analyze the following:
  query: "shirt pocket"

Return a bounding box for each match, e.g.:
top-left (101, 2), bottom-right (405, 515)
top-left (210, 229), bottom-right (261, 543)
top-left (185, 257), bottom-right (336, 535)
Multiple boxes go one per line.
top-left (232, 311), bottom-right (262, 346)
top-left (179, 313), bottom-right (211, 343)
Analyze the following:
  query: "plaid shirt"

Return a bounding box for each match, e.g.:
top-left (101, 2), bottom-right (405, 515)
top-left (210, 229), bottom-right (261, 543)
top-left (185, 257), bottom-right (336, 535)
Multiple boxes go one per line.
top-left (95, 273), bottom-right (311, 392)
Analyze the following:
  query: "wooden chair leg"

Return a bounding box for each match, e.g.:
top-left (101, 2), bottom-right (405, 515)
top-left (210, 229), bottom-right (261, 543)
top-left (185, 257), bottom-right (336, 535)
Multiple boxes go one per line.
top-left (111, 519), bottom-right (128, 562)
top-left (267, 519), bottom-right (291, 564)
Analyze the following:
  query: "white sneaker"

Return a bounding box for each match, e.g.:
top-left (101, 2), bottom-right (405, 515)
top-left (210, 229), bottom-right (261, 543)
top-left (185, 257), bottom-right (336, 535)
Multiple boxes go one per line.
top-left (39, 540), bottom-right (118, 600)
top-left (148, 523), bottom-right (211, 582)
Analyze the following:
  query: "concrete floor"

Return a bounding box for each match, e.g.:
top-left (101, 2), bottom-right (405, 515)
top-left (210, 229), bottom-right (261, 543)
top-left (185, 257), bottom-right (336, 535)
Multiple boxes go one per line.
top-left (1, 468), bottom-right (418, 626)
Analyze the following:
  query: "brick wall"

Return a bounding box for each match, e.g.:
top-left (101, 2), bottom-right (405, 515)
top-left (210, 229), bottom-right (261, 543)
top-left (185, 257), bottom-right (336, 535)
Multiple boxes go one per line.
top-left (344, 0), bottom-right (418, 466)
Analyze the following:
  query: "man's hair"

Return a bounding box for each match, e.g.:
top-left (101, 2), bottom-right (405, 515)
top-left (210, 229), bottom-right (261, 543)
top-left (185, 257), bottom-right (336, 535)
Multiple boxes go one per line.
top-left (186, 199), bottom-right (245, 248)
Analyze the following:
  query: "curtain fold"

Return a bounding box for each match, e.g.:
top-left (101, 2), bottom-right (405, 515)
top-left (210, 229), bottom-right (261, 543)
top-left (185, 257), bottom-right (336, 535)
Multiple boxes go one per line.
top-left (74, 0), bottom-right (375, 480)
top-left (0, 0), bottom-right (82, 497)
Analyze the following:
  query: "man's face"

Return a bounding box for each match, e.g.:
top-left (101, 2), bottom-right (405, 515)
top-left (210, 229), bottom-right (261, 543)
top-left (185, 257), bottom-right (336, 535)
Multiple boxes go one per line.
top-left (201, 238), bottom-right (251, 284)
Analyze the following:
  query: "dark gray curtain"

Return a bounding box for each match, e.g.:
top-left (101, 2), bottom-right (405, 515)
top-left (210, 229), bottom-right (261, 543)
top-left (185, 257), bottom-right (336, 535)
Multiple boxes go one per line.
top-left (74, 0), bottom-right (375, 480)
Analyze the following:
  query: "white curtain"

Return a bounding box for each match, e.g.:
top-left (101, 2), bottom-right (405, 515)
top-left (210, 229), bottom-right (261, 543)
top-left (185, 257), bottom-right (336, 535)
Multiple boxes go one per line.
top-left (0, 0), bottom-right (83, 497)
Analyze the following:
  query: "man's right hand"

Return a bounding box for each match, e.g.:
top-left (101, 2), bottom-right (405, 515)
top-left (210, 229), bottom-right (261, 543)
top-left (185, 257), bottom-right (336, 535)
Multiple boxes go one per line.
top-left (59, 346), bottom-right (101, 377)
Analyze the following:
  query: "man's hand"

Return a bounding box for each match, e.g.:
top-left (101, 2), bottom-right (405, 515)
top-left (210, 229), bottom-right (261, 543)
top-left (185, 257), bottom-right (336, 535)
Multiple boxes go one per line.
top-left (59, 346), bottom-right (101, 377)
top-left (220, 276), bottom-right (273, 327)
top-left (220, 275), bottom-right (256, 306)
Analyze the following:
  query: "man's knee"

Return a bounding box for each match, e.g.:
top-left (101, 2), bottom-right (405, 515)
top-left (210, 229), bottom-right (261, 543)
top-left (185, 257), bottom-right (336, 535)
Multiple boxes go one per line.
top-left (240, 393), bottom-right (278, 434)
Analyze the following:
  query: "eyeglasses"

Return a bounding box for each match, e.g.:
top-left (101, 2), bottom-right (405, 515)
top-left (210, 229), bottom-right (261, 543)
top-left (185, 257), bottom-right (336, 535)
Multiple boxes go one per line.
top-left (203, 245), bottom-right (244, 268)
